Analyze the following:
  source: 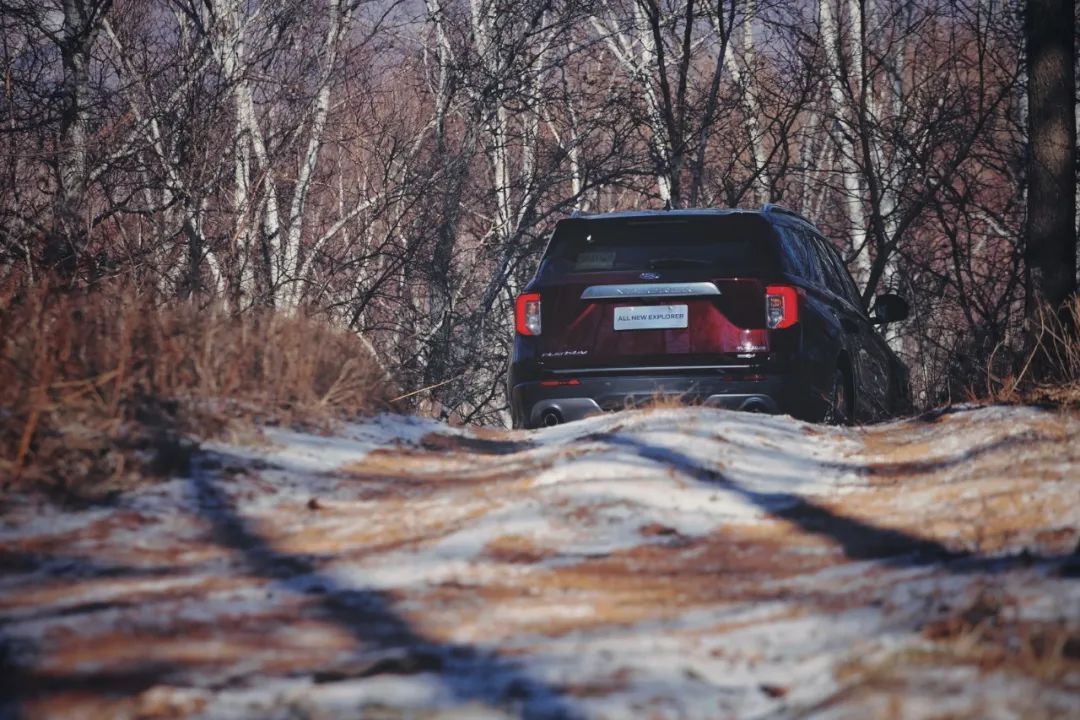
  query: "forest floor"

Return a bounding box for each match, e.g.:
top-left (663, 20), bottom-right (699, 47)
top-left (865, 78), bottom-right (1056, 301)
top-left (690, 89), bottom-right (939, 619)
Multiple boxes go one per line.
top-left (1, 405), bottom-right (1079, 719)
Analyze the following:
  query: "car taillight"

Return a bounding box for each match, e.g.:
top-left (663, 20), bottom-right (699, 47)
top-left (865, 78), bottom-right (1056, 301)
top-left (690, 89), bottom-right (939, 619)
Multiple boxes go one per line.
top-left (515, 292), bottom-right (542, 336)
top-left (765, 285), bottom-right (799, 329)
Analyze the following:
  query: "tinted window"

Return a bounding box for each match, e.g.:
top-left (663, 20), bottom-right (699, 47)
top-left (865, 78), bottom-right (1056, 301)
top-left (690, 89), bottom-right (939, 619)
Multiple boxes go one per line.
top-left (776, 224), bottom-right (823, 286)
top-left (539, 215), bottom-right (780, 278)
top-left (834, 256), bottom-right (865, 308)
top-left (812, 236), bottom-right (846, 298)
top-left (814, 236), bottom-right (864, 309)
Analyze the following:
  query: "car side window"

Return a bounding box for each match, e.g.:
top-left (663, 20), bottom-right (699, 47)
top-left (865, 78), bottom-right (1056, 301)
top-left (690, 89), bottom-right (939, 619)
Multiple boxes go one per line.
top-left (796, 228), bottom-right (828, 287)
top-left (835, 257), bottom-right (866, 310)
top-left (815, 236), bottom-right (866, 312)
top-left (775, 224), bottom-right (822, 287)
top-left (809, 234), bottom-right (846, 299)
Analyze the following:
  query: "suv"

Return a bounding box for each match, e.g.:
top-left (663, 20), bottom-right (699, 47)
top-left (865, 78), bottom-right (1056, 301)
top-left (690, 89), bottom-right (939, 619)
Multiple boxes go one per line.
top-left (507, 206), bottom-right (911, 428)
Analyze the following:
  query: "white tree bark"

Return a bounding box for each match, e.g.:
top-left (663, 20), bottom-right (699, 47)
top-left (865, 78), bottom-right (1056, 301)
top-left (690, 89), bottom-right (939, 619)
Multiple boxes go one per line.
top-left (102, 17), bottom-right (224, 297)
top-left (715, 0), bottom-right (768, 203)
top-left (280, 0), bottom-right (351, 308)
top-left (591, 1), bottom-right (677, 203)
top-left (207, 0), bottom-right (358, 309)
top-left (819, 0), bottom-right (870, 284)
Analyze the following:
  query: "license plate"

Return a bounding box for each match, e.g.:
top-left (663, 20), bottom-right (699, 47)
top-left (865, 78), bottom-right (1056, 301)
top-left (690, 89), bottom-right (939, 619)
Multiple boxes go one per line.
top-left (613, 304), bottom-right (688, 330)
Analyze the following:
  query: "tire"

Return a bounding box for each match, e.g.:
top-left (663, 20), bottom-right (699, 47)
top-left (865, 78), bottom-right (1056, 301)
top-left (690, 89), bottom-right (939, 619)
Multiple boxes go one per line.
top-left (823, 367), bottom-right (853, 426)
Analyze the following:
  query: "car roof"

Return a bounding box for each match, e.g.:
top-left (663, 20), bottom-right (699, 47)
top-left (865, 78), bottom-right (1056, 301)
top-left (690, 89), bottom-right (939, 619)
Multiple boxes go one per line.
top-left (563, 208), bottom-right (762, 222)
top-left (561, 205), bottom-right (820, 229)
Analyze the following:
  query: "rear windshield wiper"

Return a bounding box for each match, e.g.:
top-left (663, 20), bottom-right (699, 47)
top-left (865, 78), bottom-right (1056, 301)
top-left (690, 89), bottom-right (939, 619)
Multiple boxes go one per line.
top-left (646, 257), bottom-right (714, 269)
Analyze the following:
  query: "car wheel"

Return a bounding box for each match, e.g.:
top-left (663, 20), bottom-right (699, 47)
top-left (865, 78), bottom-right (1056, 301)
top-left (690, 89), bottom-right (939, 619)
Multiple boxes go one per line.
top-left (823, 368), bottom-right (852, 426)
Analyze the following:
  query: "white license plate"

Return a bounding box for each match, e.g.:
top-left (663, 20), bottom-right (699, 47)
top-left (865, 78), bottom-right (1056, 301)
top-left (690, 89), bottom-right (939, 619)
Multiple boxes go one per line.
top-left (613, 304), bottom-right (689, 330)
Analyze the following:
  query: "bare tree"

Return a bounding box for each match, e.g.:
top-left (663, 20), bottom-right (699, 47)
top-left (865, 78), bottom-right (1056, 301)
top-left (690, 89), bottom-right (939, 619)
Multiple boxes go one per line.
top-left (0, 0), bottom-right (1065, 419)
top-left (591, 0), bottom-right (743, 207)
top-left (0, 0), bottom-right (113, 275)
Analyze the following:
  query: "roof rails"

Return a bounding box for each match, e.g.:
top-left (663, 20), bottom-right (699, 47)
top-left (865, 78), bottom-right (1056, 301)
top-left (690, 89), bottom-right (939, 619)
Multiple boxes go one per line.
top-left (761, 203), bottom-right (813, 225)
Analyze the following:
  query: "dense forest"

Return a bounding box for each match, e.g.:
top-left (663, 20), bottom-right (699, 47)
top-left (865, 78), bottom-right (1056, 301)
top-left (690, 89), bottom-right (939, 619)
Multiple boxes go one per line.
top-left (1, 0), bottom-right (1077, 424)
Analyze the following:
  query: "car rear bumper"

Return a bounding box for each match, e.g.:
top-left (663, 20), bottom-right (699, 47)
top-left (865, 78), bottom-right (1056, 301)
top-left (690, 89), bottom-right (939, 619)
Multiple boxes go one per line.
top-left (510, 373), bottom-right (812, 428)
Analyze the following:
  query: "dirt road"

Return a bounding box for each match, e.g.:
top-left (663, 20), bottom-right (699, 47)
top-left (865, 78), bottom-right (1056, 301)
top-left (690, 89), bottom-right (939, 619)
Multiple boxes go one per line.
top-left (1, 406), bottom-right (1078, 719)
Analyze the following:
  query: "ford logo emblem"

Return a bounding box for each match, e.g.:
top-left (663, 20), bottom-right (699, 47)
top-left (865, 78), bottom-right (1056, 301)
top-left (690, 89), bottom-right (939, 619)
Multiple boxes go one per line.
top-left (639, 272), bottom-right (660, 280)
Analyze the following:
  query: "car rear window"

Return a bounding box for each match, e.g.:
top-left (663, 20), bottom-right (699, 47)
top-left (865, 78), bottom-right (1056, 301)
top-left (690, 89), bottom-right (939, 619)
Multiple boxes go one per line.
top-left (538, 215), bottom-right (779, 278)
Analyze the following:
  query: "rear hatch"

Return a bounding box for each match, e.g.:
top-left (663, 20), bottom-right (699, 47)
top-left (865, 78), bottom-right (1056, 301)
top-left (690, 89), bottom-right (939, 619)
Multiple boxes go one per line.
top-left (534, 214), bottom-right (781, 372)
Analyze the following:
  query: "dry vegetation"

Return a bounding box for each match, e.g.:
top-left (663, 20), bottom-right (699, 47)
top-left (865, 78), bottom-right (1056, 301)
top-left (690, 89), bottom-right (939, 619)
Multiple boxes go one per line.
top-left (0, 279), bottom-right (396, 499)
top-left (4, 273), bottom-right (1076, 500)
top-left (982, 297), bottom-right (1080, 408)
top-left (2, 0), bottom-right (1072, 419)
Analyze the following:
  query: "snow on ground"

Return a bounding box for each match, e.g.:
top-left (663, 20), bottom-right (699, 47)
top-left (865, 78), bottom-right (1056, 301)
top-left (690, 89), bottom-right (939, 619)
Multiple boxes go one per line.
top-left (1, 405), bottom-right (1078, 719)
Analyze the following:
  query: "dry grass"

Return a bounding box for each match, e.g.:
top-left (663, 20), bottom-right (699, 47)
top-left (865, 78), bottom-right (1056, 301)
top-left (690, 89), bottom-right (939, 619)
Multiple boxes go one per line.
top-left (0, 280), bottom-right (395, 498)
top-left (829, 584), bottom-right (1080, 720)
top-left (983, 296), bottom-right (1080, 407)
top-left (633, 389), bottom-right (696, 412)
top-left (920, 588), bottom-right (1080, 682)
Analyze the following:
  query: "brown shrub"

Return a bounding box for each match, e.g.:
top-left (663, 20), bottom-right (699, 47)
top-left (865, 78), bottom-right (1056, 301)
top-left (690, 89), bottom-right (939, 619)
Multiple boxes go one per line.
top-left (0, 281), bottom-right (396, 498)
top-left (981, 297), bottom-right (1080, 408)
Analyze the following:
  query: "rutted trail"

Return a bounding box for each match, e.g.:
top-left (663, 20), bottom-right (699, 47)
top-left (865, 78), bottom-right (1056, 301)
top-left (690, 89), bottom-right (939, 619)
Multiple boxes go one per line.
top-left (1, 406), bottom-right (1078, 719)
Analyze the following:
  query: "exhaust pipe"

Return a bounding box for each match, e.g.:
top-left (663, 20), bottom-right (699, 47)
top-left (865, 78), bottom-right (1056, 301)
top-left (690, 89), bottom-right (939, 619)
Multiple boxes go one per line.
top-left (740, 399), bottom-right (769, 413)
top-left (540, 409), bottom-right (563, 427)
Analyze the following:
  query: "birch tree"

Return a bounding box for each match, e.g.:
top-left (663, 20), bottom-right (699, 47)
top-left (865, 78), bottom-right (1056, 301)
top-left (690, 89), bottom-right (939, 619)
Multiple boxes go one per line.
top-left (814, 0), bottom-right (1018, 305)
top-left (0, 0), bottom-right (114, 275)
top-left (98, 2), bottom-right (228, 296)
top-left (415, 0), bottom-right (585, 419)
top-left (590, 0), bottom-right (739, 207)
top-left (0, 0), bottom-right (1059, 418)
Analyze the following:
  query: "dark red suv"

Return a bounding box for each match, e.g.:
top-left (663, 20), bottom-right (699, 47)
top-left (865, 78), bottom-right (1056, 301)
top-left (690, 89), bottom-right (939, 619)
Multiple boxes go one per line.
top-left (507, 206), bottom-right (911, 428)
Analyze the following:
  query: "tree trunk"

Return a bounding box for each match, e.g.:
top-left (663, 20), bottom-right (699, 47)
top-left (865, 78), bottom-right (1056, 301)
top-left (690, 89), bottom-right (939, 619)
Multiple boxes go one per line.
top-left (1025, 0), bottom-right (1077, 313)
top-left (46, 0), bottom-right (100, 276)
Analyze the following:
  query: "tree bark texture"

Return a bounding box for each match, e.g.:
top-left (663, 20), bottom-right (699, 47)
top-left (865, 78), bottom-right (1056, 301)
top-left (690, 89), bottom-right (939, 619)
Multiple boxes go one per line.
top-left (1025, 0), bottom-right (1077, 311)
top-left (47, 0), bottom-right (94, 275)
